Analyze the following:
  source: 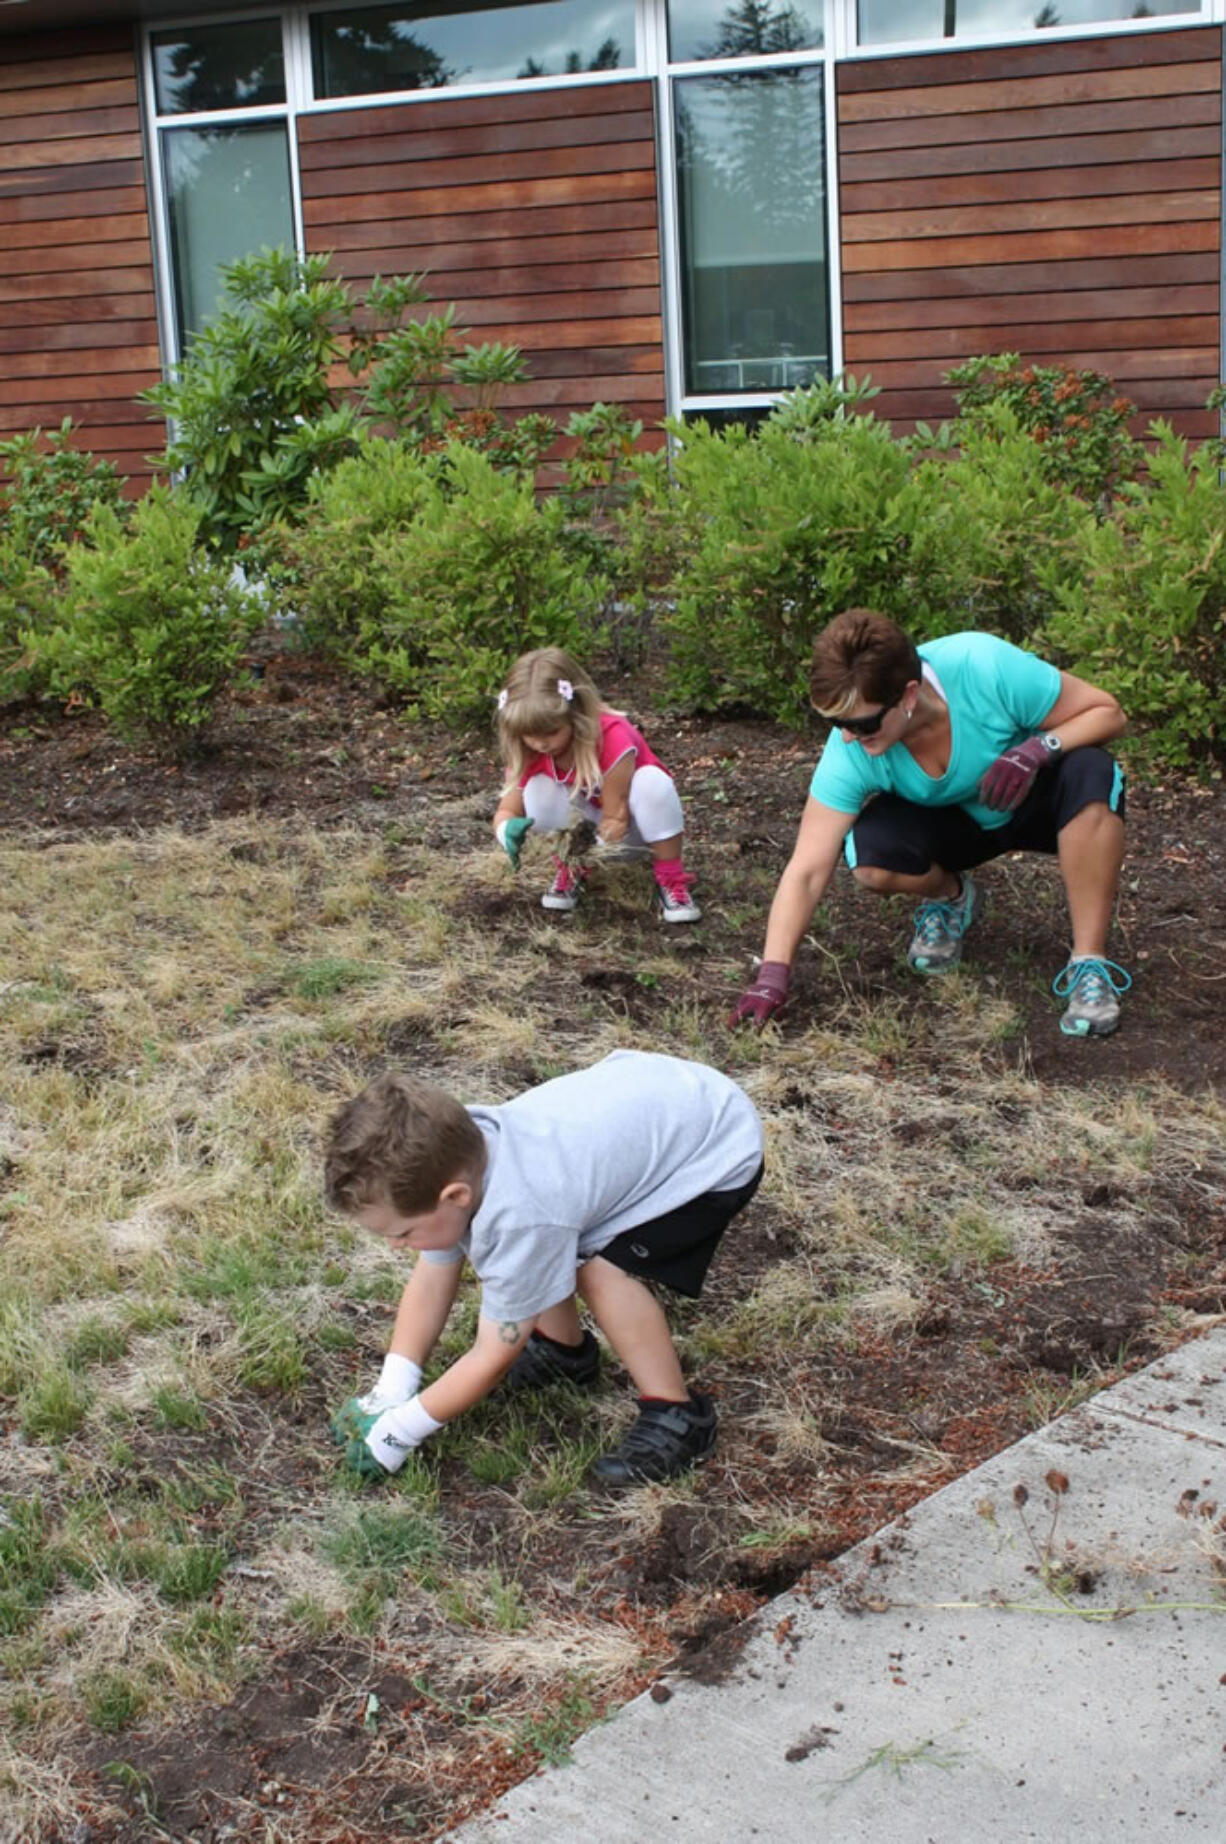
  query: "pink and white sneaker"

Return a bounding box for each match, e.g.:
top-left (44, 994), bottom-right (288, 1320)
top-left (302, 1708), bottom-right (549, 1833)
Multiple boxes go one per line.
top-left (654, 865), bottom-right (702, 924)
top-left (541, 860), bottom-right (587, 912)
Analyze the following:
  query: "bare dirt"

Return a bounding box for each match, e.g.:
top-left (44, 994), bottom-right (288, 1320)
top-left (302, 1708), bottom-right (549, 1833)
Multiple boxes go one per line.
top-left (3, 652), bottom-right (1224, 1843)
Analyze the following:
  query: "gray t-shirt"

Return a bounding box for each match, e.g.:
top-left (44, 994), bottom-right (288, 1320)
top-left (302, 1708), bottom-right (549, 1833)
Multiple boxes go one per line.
top-left (424, 1051), bottom-right (763, 1323)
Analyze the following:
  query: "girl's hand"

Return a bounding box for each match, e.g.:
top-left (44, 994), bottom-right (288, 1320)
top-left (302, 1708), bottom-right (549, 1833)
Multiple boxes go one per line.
top-left (495, 815), bottom-right (534, 868)
top-left (598, 817), bottom-right (629, 846)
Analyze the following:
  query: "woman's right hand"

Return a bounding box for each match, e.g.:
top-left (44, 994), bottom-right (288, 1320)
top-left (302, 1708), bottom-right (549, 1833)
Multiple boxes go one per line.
top-left (729, 961), bottom-right (791, 1028)
top-left (495, 815), bottom-right (534, 869)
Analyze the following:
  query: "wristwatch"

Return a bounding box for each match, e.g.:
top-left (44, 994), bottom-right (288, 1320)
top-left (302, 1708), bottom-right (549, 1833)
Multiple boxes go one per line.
top-left (1039, 732), bottom-right (1063, 757)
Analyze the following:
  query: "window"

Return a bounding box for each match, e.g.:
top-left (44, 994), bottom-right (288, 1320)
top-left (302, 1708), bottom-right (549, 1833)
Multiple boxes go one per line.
top-left (667, 0), bottom-right (822, 64)
top-left (857, 0), bottom-right (1199, 49)
top-left (161, 124), bottom-right (293, 344)
top-left (674, 65), bottom-right (829, 397)
top-left (147, 18), bottom-right (296, 349)
top-left (310, 0), bottom-right (638, 97)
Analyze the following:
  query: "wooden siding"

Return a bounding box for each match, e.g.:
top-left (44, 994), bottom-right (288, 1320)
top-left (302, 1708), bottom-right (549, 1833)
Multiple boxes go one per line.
top-left (297, 81), bottom-right (666, 440)
top-left (837, 27), bottom-right (1222, 438)
top-left (0, 26), bottom-right (162, 486)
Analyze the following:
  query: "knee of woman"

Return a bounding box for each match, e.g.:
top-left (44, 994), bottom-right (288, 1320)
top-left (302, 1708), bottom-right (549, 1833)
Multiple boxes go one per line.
top-left (852, 863), bottom-right (894, 893)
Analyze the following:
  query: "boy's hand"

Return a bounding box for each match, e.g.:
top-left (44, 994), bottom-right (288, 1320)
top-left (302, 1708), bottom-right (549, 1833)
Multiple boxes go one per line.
top-left (339, 1398), bottom-right (444, 1478)
top-left (495, 816), bottom-right (533, 868)
top-left (330, 1353), bottom-right (423, 1447)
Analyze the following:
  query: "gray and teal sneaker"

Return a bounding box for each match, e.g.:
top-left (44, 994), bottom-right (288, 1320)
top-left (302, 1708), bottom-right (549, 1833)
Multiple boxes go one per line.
top-left (1052, 957), bottom-right (1131, 1037)
top-left (907, 872), bottom-right (983, 974)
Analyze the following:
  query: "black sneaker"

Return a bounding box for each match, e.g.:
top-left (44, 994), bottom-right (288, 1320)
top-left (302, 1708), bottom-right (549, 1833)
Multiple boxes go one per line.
top-left (590, 1392), bottom-right (717, 1486)
top-left (505, 1328), bottom-right (600, 1391)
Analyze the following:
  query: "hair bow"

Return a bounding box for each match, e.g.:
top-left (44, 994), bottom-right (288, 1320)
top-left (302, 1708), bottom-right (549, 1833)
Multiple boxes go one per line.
top-left (557, 679), bottom-right (574, 702)
top-left (496, 689), bottom-right (509, 711)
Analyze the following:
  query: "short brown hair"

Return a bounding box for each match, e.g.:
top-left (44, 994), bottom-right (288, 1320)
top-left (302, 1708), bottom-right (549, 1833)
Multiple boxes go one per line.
top-left (324, 1073), bottom-right (485, 1217)
top-left (809, 609), bottom-right (922, 717)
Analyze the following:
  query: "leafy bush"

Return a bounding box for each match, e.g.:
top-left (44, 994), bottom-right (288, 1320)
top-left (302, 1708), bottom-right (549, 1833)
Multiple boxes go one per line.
top-left (1043, 423), bottom-right (1226, 774)
top-left (342, 442), bottom-right (606, 724)
top-left (0, 418), bottom-right (126, 568)
top-left (899, 406), bottom-right (1096, 646)
top-left (656, 408), bottom-right (917, 721)
top-left (946, 354), bottom-right (1142, 506)
top-left (285, 435), bottom-right (439, 652)
top-left (46, 484), bottom-right (262, 752)
top-left (0, 536), bottom-right (58, 704)
top-left (144, 250), bottom-right (559, 550)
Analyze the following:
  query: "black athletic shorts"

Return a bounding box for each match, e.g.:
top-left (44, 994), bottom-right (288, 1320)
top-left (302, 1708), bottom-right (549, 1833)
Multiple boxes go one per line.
top-left (847, 747), bottom-right (1125, 879)
top-left (595, 1160), bottom-right (765, 1299)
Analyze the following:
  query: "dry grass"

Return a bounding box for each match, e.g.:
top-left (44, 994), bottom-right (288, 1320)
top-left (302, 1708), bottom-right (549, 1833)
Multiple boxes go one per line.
top-left (1, 816), bottom-right (1223, 1839)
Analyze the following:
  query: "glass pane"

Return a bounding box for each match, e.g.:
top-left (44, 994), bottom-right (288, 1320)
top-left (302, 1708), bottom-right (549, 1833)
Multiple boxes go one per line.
top-left (162, 123), bottom-right (293, 344)
top-left (668, 0), bottom-right (822, 62)
top-left (151, 19), bottom-right (285, 115)
top-left (312, 1), bottom-right (637, 97)
top-left (675, 68), bottom-right (829, 398)
top-left (858, 0), bottom-right (1196, 49)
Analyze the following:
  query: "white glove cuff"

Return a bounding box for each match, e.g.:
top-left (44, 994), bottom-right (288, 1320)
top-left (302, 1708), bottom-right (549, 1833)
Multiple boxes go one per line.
top-left (495, 818), bottom-right (510, 848)
top-left (367, 1395), bottom-right (445, 1471)
top-left (356, 1351), bottom-right (422, 1413)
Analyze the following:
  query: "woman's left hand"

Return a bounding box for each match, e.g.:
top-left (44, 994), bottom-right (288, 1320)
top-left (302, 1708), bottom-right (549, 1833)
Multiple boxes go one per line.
top-left (599, 817), bottom-right (629, 845)
top-left (979, 735), bottom-right (1052, 811)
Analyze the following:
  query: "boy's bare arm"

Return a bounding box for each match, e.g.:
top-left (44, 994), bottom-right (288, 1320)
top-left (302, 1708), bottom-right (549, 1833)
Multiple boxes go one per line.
top-left (417, 1311), bottom-right (533, 1423)
top-left (389, 1255), bottom-right (464, 1367)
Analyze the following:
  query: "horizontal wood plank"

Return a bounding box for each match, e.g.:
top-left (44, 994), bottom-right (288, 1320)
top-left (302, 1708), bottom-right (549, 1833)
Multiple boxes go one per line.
top-left (840, 158), bottom-right (1220, 212)
top-left (842, 189), bottom-right (1219, 243)
top-left (0, 266), bottom-right (156, 303)
top-left (298, 79), bottom-right (653, 143)
top-left (0, 132), bottom-right (144, 172)
top-left (838, 92), bottom-right (1220, 155)
top-left (0, 157), bottom-right (145, 199)
top-left (0, 319), bottom-right (159, 355)
top-left (303, 168), bottom-right (656, 226)
top-left (836, 26), bottom-right (1220, 92)
top-left (297, 107), bottom-right (655, 171)
top-left (840, 221), bottom-right (1219, 272)
top-left (0, 344), bottom-right (161, 382)
top-left (0, 105), bottom-right (140, 146)
top-left (841, 251), bottom-right (1219, 299)
top-left (0, 184), bottom-right (147, 223)
top-left (5, 211), bottom-right (153, 249)
top-left (0, 76), bottom-right (138, 117)
top-left (5, 239), bottom-right (158, 278)
top-left (839, 347), bottom-right (1217, 390)
top-left (845, 284), bottom-right (1220, 332)
top-left (303, 138), bottom-right (656, 200)
top-left (840, 125), bottom-right (1221, 183)
top-left (0, 370), bottom-right (161, 408)
top-left (839, 59), bottom-right (1219, 124)
top-left (335, 255), bottom-right (662, 298)
top-left (845, 316), bottom-right (1217, 362)
top-left (316, 206), bottom-right (657, 258)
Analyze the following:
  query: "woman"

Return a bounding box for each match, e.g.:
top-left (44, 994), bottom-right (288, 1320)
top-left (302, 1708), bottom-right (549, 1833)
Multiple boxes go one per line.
top-left (732, 609), bottom-right (1130, 1039)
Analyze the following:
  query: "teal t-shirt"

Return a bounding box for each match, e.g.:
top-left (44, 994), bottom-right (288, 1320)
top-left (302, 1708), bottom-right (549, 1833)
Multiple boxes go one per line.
top-left (809, 632), bottom-right (1062, 833)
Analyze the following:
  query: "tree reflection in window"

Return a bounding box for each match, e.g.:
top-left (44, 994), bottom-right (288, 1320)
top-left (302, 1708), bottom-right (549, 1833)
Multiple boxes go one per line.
top-left (669, 0), bottom-right (821, 62)
top-left (151, 20), bottom-right (286, 115)
top-left (311, 3), bottom-right (634, 99)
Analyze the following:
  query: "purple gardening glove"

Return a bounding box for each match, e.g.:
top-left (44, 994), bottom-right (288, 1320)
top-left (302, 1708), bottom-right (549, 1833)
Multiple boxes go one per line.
top-left (729, 960), bottom-right (791, 1029)
top-left (978, 735), bottom-right (1052, 813)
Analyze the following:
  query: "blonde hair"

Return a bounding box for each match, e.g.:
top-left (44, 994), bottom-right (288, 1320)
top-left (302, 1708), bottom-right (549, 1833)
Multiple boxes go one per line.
top-left (497, 647), bottom-right (610, 797)
top-left (324, 1072), bottom-right (485, 1218)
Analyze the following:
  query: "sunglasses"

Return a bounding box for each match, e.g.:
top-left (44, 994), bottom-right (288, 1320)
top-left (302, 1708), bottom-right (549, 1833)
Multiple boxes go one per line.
top-left (826, 696), bottom-right (901, 739)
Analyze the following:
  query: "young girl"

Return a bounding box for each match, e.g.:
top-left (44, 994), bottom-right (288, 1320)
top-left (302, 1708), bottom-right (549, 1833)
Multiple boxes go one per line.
top-left (491, 647), bottom-right (701, 923)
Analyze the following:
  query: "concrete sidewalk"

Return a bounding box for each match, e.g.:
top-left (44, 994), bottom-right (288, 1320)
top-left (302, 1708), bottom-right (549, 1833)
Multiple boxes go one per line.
top-left (449, 1327), bottom-right (1226, 1844)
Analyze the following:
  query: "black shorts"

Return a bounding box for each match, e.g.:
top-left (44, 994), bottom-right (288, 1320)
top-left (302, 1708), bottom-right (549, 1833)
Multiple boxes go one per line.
top-left (594, 1160), bottom-right (765, 1299)
top-left (848, 747), bottom-right (1125, 878)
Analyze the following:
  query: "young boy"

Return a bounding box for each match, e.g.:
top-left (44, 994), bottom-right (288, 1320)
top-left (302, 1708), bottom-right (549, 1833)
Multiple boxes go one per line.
top-left (323, 1050), bottom-right (764, 1487)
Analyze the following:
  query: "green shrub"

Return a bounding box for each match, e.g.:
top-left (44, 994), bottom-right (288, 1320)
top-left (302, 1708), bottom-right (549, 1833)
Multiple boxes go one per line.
top-left (899, 407), bottom-right (1096, 646)
top-left (1043, 423), bottom-right (1226, 774)
top-left (286, 436), bottom-right (438, 652)
top-left (0, 418), bottom-right (126, 568)
top-left (658, 408), bottom-right (916, 721)
top-left (341, 442), bottom-right (605, 724)
top-left (0, 535), bottom-right (58, 705)
top-left (48, 484), bottom-right (262, 752)
top-left (946, 354), bottom-right (1142, 506)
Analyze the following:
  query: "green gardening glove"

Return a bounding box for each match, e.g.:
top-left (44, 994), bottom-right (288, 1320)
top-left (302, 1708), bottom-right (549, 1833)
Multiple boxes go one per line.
top-left (329, 1397), bottom-right (371, 1449)
top-left (332, 1404), bottom-right (392, 1480)
top-left (497, 815), bottom-right (534, 870)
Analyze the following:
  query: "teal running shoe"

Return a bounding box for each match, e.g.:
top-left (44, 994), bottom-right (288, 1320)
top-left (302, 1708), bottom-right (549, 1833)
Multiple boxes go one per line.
top-left (1052, 957), bottom-right (1131, 1037)
top-left (907, 872), bottom-right (983, 974)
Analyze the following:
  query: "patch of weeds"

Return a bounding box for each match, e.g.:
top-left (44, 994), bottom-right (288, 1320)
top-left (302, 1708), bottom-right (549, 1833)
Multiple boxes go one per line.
top-left (83, 1668), bottom-right (148, 1734)
top-left (151, 1386), bottom-right (210, 1431)
top-left (442, 1566), bottom-right (529, 1633)
top-left (18, 1365), bottom-right (92, 1440)
top-left (152, 1543), bottom-right (229, 1605)
top-left (64, 1315), bottom-right (131, 1369)
top-left (171, 1604), bottom-right (250, 1672)
top-left (322, 1502), bottom-right (442, 1587)
top-left (1020, 1369), bottom-right (1100, 1429)
top-left (123, 1299), bottom-right (182, 1336)
top-left (184, 1233), bottom-right (312, 1304)
top-left (234, 1307), bottom-right (308, 1392)
top-left (287, 1594), bottom-right (336, 1640)
top-left (289, 957), bottom-right (382, 1001)
top-left (317, 1319), bottom-right (357, 1351)
top-left (512, 1676), bottom-right (599, 1766)
top-left (0, 1499), bottom-right (58, 1636)
top-left (933, 1205), bottom-right (1013, 1275)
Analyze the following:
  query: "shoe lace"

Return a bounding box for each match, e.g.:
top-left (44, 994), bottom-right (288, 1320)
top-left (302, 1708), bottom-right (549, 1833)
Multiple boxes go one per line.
top-left (912, 894), bottom-right (964, 945)
top-left (658, 868), bottom-right (696, 905)
top-left (1051, 957), bottom-right (1132, 1002)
